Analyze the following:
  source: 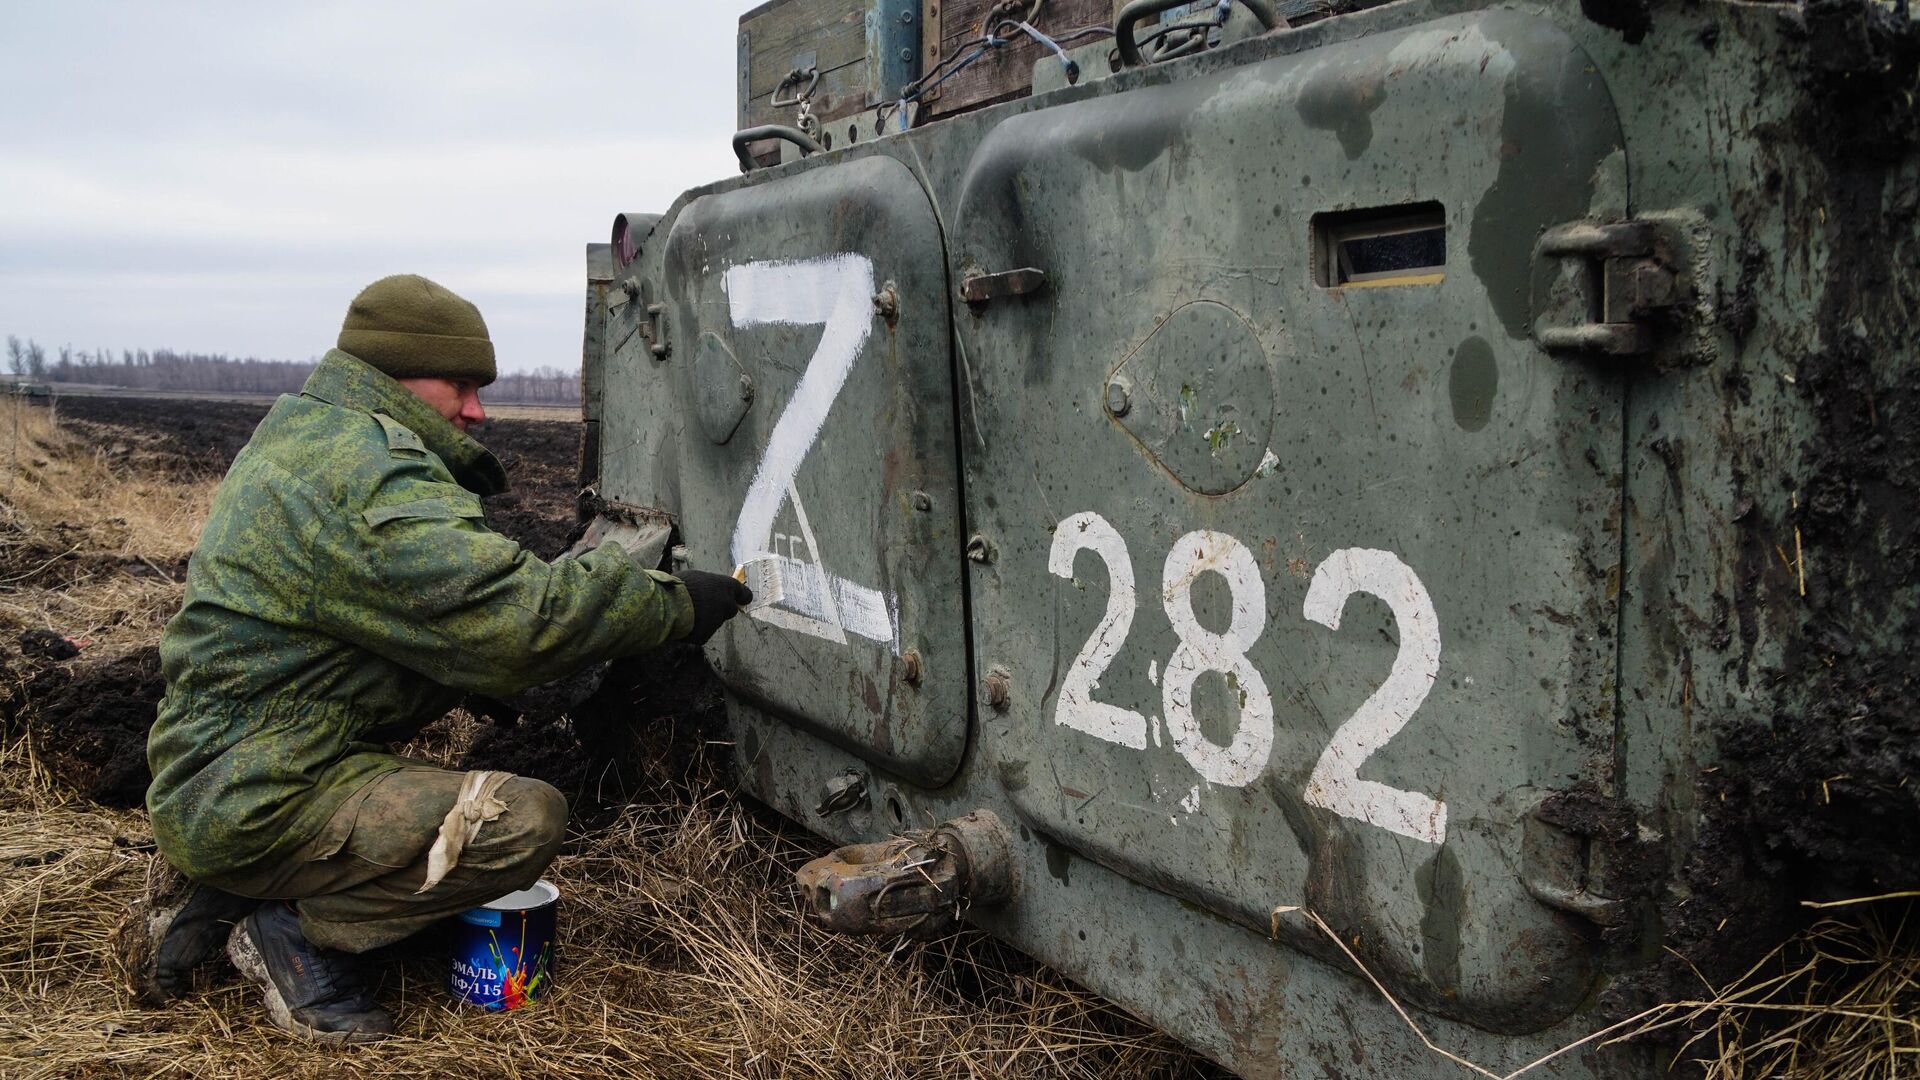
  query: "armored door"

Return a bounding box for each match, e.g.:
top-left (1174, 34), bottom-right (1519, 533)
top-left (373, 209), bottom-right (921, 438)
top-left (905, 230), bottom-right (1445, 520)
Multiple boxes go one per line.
top-left (652, 155), bottom-right (970, 788)
top-left (951, 10), bottom-right (1627, 1033)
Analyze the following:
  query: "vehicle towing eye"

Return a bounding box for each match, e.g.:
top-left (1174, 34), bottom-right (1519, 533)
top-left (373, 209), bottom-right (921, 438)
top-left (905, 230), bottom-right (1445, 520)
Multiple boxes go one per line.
top-left (796, 810), bottom-right (1016, 938)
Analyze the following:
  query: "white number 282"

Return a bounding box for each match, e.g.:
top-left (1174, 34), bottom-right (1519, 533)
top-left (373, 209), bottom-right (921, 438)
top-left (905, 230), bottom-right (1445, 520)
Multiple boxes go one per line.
top-left (1047, 512), bottom-right (1447, 846)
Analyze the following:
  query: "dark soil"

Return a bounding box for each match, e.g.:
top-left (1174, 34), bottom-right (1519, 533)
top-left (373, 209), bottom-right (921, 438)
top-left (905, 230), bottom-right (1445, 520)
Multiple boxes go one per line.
top-left (460, 643), bottom-right (730, 812)
top-left (1715, 2), bottom-right (1920, 892)
top-left (0, 546), bottom-right (187, 591)
top-left (18, 629), bottom-right (80, 661)
top-left (10, 391), bottom-right (714, 812)
top-left (9, 646), bottom-right (165, 807)
top-left (1580, 0), bottom-right (1651, 44)
top-left (56, 395), bottom-right (266, 477)
top-left (1632, 0), bottom-right (1920, 1018)
top-left (55, 395), bottom-right (585, 559)
top-left (469, 416), bottom-right (583, 560)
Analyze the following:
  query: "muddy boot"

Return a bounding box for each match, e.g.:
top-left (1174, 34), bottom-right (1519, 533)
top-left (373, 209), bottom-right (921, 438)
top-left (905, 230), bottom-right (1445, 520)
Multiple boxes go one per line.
top-left (110, 856), bottom-right (258, 1006)
top-left (227, 901), bottom-right (393, 1045)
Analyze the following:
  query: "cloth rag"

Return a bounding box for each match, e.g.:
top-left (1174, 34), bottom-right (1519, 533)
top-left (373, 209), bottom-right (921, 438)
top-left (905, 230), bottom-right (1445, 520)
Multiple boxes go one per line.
top-left (416, 770), bottom-right (514, 894)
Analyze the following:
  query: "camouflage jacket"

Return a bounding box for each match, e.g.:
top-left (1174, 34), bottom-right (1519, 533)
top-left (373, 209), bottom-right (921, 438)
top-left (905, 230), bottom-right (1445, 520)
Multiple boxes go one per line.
top-left (148, 349), bottom-right (694, 884)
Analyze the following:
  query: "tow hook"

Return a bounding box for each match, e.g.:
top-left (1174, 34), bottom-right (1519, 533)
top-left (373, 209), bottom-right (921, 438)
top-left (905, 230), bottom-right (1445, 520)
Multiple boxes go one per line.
top-left (795, 810), bottom-right (1016, 937)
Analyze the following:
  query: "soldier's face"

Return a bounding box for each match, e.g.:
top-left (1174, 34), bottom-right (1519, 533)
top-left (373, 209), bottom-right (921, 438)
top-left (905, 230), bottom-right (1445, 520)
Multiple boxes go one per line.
top-left (397, 377), bottom-right (487, 432)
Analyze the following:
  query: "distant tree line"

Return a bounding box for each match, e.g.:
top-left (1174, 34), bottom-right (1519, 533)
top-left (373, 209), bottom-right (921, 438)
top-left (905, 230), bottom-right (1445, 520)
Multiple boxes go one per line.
top-left (2, 336), bottom-right (579, 404)
top-left (487, 367), bottom-right (581, 404)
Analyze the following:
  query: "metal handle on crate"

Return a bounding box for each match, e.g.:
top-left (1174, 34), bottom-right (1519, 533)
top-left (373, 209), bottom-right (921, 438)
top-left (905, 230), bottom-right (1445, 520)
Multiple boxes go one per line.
top-left (732, 125), bottom-right (825, 173)
top-left (1114, 0), bottom-right (1281, 69)
top-left (768, 67), bottom-right (820, 109)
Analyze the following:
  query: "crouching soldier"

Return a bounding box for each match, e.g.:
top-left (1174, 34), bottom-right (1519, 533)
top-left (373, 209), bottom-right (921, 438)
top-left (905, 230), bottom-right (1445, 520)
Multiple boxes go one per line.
top-left (110, 275), bottom-right (750, 1043)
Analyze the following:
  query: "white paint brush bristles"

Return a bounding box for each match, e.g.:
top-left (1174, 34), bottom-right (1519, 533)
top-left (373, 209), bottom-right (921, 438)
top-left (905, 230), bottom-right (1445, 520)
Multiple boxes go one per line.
top-left (733, 557), bottom-right (785, 613)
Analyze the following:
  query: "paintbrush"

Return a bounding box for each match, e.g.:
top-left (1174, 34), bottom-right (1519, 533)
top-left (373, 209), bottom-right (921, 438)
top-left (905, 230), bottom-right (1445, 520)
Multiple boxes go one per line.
top-left (732, 557), bottom-right (785, 613)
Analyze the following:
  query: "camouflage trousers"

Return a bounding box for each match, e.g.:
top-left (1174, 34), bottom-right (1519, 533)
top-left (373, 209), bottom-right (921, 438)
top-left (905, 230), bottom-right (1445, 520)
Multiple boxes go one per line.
top-left (210, 765), bottom-right (567, 954)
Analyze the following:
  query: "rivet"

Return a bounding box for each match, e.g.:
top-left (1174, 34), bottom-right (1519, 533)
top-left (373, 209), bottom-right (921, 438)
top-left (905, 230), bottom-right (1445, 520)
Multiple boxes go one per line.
top-left (965, 534), bottom-right (994, 564)
top-left (872, 284), bottom-right (900, 325)
top-left (985, 668), bottom-right (1011, 711)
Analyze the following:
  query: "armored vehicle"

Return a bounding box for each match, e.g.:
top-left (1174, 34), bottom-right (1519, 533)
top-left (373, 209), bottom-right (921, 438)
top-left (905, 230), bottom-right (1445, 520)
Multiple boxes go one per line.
top-left (578, 0), bottom-right (1919, 1074)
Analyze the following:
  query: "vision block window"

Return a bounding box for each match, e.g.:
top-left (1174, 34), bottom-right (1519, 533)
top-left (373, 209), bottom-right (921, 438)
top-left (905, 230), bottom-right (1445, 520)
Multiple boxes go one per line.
top-left (1313, 203), bottom-right (1446, 288)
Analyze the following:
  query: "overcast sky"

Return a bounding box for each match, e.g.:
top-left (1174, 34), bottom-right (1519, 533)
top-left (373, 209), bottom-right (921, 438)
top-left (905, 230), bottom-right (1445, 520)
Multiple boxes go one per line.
top-left (0, 3), bottom-right (743, 374)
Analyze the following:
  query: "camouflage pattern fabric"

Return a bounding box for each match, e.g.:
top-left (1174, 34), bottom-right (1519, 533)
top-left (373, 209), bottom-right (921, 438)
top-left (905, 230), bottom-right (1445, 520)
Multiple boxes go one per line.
top-left (148, 349), bottom-right (694, 887)
top-left (216, 765), bottom-right (569, 954)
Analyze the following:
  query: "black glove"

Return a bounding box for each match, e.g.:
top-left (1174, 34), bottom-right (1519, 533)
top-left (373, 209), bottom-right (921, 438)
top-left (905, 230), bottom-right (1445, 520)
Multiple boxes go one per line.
top-left (678, 570), bottom-right (753, 645)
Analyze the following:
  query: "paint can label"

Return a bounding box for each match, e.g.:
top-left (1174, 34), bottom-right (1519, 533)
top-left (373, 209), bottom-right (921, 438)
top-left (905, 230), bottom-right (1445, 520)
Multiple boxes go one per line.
top-left (449, 880), bottom-right (557, 1010)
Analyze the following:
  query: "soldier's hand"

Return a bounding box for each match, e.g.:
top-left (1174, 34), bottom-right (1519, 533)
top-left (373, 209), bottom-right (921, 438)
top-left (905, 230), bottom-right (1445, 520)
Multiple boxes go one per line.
top-left (679, 570), bottom-right (753, 645)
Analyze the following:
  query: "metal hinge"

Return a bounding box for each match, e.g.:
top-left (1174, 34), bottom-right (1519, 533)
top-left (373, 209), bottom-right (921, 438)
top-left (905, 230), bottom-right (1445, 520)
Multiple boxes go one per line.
top-left (1522, 805), bottom-right (1628, 928)
top-left (1532, 220), bottom-right (1692, 357)
top-left (960, 267), bottom-right (1047, 309)
top-left (1521, 788), bottom-right (1661, 934)
top-left (643, 302), bottom-right (670, 360)
top-left (814, 770), bottom-right (868, 817)
top-left (609, 277), bottom-right (670, 360)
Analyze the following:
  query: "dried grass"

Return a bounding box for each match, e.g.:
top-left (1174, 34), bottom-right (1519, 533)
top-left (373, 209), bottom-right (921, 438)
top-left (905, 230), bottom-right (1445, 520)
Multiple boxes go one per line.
top-left (4, 392), bottom-right (1913, 1079)
top-left (0, 395), bottom-right (1211, 1079)
top-left (1616, 902), bottom-right (1920, 1080)
top-left (0, 753), bottom-right (1209, 1079)
top-left (1273, 896), bottom-right (1920, 1080)
top-left (0, 396), bottom-right (217, 659)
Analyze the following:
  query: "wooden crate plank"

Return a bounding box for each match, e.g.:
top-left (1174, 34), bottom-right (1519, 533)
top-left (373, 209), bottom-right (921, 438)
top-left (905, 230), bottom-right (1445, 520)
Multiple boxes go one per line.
top-left (742, 59), bottom-right (874, 132)
top-left (740, 0), bottom-right (886, 142)
top-left (742, 0), bottom-right (869, 101)
top-left (922, 0), bottom-right (1115, 120)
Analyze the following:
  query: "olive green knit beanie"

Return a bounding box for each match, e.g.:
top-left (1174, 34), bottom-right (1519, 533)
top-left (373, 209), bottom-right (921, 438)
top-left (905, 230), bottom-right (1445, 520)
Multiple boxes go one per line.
top-left (337, 274), bottom-right (497, 386)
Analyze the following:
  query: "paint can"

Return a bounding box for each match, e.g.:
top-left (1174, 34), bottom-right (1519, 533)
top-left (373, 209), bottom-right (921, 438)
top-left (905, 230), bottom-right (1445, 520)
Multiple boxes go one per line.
top-left (448, 879), bottom-right (558, 1010)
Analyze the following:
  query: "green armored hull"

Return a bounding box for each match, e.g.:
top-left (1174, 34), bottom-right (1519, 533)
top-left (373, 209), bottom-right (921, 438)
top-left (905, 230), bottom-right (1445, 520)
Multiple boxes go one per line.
top-left (580, 1), bottom-right (1919, 1073)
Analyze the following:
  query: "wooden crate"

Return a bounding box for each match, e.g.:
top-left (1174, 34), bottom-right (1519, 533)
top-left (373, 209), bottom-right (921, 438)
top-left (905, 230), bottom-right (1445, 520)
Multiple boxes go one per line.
top-left (738, 0), bottom-right (871, 133)
top-left (918, 0), bottom-right (1117, 122)
top-left (736, 0), bottom-right (1135, 161)
top-left (740, 0), bottom-right (932, 163)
